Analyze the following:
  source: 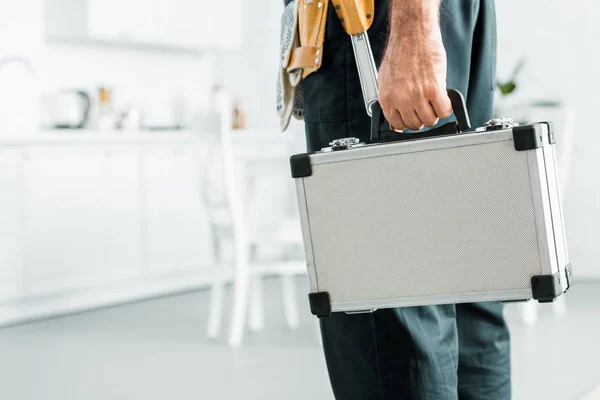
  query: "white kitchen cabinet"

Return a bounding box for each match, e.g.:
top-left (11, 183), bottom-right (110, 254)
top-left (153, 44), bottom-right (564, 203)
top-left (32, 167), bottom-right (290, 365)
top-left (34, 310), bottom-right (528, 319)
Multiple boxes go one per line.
top-left (0, 133), bottom-right (223, 326)
top-left (0, 149), bottom-right (24, 303)
top-left (87, 0), bottom-right (170, 44)
top-left (161, 0), bottom-right (214, 49)
top-left (144, 142), bottom-right (211, 276)
top-left (23, 146), bottom-right (142, 297)
top-left (46, 0), bottom-right (233, 50)
top-left (96, 146), bottom-right (143, 281)
top-left (94, 0), bottom-right (215, 48)
top-left (212, 0), bottom-right (243, 48)
top-left (45, 0), bottom-right (88, 39)
top-left (86, 0), bottom-right (125, 40)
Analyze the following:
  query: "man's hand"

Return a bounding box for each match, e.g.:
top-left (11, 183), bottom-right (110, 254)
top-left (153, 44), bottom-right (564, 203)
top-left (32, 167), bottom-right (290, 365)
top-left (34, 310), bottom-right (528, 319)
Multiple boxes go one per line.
top-left (378, 0), bottom-right (452, 131)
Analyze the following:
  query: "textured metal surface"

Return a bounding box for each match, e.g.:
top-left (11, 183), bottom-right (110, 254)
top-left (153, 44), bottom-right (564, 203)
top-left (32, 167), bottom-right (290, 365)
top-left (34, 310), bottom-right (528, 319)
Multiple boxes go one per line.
top-left (540, 124), bottom-right (570, 281)
top-left (302, 139), bottom-right (544, 303)
top-left (529, 144), bottom-right (559, 275)
top-left (295, 178), bottom-right (318, 291)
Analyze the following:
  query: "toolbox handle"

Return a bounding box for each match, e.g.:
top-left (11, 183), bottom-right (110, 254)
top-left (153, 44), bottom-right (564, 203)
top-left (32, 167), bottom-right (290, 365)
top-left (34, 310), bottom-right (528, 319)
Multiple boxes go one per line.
top-left (370, 89), bottom-right (472, 143)
top-left (349, 30), bottom-right (471, 142)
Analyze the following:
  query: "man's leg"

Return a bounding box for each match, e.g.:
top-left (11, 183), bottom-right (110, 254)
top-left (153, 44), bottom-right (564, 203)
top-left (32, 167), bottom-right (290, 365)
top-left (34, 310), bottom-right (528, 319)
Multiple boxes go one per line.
top-left (456, 302), bottom-right (511, 399)
top-left (304, 5), bottom-right (459, 398)
top-left (319, 307), bottom-right (459, 400)
top-left (454, 1), bottom-right (511, 399)
top-left (303, 1), bottom-right (508, 398)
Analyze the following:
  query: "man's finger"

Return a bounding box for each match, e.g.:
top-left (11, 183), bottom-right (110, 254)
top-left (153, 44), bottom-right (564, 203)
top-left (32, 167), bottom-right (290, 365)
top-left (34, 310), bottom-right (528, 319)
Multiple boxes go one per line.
top-left (400, 109), bottom-right (424, 131)
top-left (416, 101), bottom-right (439, 127)
top-left (430, 91), bottom-right (453, 119)
top-left (386, 109), bottom-right (406, 131)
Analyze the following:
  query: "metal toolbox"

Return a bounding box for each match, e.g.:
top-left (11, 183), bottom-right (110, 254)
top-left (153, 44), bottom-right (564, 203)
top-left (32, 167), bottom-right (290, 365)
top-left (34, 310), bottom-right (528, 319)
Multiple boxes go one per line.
top-left (290, 33), bottom-right (572, 318)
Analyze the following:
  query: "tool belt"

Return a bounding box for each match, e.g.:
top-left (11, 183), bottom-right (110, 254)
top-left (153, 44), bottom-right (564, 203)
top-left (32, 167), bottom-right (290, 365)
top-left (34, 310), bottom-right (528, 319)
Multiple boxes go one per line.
top-left (277, 0), bottom-right (375, 131)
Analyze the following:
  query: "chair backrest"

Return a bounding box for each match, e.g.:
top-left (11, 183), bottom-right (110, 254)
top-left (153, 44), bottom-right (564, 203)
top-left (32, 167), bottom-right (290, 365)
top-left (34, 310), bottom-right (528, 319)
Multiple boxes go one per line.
top-left (202, 90), bottom-right (251, 254)
top-left (200, 88), bottom-right (306, 257)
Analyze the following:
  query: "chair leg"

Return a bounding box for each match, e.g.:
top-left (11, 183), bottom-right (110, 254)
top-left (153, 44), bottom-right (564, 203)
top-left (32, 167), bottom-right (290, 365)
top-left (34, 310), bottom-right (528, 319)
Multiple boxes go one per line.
top-left (248, 276), bottom-right (265, 332)
top-left (281, 274), bottom-right (299, 330)
top-left (521, 300), bottom-right (538, 326)
top-left (552, 295), bottom-right (567, 315)
top-left (228, 265), bottom-right (250, 348)
top-left (206, 228), bottom-right (226, 339)
top-left (314, 318), bottom-right (323, 347)
top-left (228, 235), bottom-right (251, 348)
top-left (206, 273), bottom-right (225, 338)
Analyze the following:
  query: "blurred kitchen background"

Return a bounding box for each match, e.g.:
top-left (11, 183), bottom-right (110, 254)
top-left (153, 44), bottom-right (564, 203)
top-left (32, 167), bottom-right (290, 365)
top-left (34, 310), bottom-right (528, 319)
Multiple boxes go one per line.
top-left (0, 0), bottom-right (598, 399)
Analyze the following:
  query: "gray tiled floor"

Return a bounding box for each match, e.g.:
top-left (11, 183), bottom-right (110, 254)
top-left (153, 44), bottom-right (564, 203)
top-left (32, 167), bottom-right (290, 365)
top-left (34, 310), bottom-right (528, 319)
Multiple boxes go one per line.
top-left (0, 279), bottom-right (599, 400)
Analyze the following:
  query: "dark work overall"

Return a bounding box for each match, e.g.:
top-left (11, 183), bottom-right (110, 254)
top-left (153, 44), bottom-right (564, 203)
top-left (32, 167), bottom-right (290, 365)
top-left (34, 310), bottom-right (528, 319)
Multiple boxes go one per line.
top-left (302, 0), bottom-right (510, 399)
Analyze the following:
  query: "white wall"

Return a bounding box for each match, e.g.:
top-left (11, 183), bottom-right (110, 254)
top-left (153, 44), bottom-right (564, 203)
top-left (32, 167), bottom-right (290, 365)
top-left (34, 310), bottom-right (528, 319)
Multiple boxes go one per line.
top-left (0, 0), bottom-right (44, 133)
top-left (495, 0), bottom-right (600, 278)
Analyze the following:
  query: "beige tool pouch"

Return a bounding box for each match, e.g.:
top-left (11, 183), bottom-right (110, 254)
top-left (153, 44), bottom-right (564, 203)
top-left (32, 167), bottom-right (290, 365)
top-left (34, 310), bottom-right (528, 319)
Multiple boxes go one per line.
top-left (287, 0), bottom-right (375, 78)
top-left (287, 0), bottom-right (329, 79)
top-left (277, 0), bottom-right (375, 131)
top-left (331, 0), bottom-right (374, 35)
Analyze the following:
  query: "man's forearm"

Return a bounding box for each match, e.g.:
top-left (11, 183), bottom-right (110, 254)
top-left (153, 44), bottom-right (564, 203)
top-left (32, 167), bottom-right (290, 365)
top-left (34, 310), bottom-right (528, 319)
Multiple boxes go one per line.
top-left (387, 0), bottom-right (442, 52)
top-left (378, 0), bottom-right (450, 131)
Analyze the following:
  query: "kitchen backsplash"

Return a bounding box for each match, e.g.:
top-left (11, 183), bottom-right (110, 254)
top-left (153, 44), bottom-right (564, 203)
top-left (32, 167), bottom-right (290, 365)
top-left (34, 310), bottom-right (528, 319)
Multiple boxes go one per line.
top-left (40, 43), bottom-right (214, 130)
top-left (0, 0), bottom-right (221, 134)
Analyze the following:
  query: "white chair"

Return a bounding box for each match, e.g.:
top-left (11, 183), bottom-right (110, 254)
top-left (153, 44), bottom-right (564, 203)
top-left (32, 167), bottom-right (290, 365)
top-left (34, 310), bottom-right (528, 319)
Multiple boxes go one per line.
top-left (204, 91), bottom-right (306, 347)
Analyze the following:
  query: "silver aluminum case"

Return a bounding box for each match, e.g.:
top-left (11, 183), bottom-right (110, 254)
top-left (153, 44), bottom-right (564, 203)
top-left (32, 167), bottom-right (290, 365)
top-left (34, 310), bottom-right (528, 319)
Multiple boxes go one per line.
top-left (294, 124), bottom-right (570, 314)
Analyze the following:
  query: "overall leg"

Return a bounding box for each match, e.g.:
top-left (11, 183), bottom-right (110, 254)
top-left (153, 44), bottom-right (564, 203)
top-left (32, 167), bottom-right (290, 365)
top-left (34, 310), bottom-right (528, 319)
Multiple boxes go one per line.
top-left (454, 2), bottom-right (511, 399)
top-left (302, 1), bottom-right (508, 399)
top-left (304, 2), bottom-right (462, 399)
top-left (319, 307), bottom-right (459, 400)
top-left (456, 302), bottom-right (511, 400)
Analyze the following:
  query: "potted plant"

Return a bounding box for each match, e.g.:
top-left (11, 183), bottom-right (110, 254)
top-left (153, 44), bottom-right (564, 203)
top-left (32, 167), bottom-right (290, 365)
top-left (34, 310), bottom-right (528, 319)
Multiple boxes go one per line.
top-left (494, 58), bottom-right (528, 122)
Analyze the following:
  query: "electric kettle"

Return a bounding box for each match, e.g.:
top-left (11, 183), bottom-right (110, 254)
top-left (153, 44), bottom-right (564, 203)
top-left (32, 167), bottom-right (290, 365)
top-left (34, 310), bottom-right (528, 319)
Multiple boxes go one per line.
top-left (46, 90), bottom-right (90, 129)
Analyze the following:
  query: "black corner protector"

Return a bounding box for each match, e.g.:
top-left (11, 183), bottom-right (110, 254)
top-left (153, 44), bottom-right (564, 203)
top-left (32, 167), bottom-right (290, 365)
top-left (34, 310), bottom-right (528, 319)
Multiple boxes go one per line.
top-left (308, 292), bottom-right (331, 318)
top-left (537, 298), bottom-right (557, 304)
top-left (513, 124), bottom-right (543, 151)
top-left (290, 153), bottom-right (312, 178)
top-left (565, 263), bottom-right (574, 290)
top-left (531, 272), bottom-right (563, 302)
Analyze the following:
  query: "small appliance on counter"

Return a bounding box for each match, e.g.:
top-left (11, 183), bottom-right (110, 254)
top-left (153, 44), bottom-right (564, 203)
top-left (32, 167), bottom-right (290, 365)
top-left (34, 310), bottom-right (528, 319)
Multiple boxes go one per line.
top-left (115, 108), bottom-right (143, 131)
top-left (44, 89), bottom-right (90, 129)
top-left (97, 86), bottom-right (115, 131)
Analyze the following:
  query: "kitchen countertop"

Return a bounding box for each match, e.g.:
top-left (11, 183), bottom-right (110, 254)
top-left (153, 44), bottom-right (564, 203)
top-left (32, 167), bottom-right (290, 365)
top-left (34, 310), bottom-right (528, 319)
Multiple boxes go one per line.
top-left (0, 128), bottom-right (300, 147)
top-left (0, 130), bottom-right (204, 146)
top-left (0, 129), bottom-right (303, 167)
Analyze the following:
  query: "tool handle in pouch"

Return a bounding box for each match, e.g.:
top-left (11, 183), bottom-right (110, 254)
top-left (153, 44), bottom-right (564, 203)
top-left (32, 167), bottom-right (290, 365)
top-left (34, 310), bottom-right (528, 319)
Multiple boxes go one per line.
top-left (334, 0), bottom-right (378, 115)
